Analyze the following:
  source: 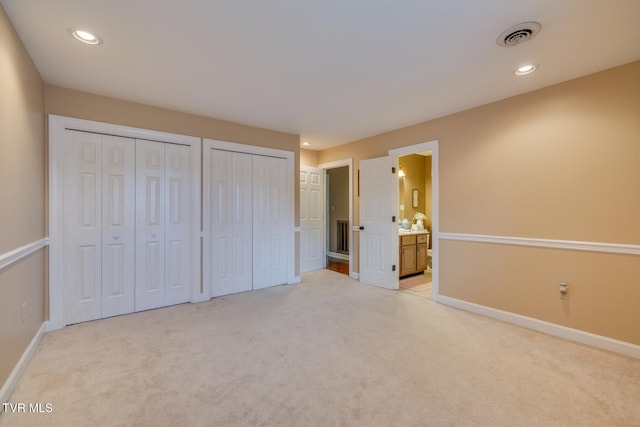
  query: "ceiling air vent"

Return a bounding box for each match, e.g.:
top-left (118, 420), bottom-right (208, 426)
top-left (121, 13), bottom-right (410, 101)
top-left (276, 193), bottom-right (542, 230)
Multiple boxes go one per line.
top-left (496, 21), bottom-right (541, 47)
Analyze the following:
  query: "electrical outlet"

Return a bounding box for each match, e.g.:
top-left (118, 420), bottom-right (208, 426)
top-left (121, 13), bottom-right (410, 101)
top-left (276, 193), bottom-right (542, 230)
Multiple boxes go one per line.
top-left (559, 283), bottom-right (569, 300)
top-left (21, 302), bottom-right (27, 322)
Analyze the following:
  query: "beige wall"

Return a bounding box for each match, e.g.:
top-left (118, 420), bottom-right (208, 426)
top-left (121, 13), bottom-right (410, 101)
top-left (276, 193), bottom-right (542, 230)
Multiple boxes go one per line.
top-left (319, 61), bottom-right (640, 345)
top-left (0, 5), bottom-right (46, 387)
top-left (300, 148), bottom-right (319, 167)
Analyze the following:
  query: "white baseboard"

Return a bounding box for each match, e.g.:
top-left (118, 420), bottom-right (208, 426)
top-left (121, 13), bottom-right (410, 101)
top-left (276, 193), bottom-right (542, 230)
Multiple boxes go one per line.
top-left (350, 272), bottom-right (359, 280)
top-left (327, 251), bottom-right (349, 261)
top-left (290, 276), bottom-right (301, 284)
top-left (438, 296), bottom-right (640, 359)
top-left (1, 321), bottom-right (48, 404)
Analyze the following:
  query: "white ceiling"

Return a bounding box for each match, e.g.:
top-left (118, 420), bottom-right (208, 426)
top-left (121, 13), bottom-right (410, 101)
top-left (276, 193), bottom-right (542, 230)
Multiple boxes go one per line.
top-left (2, 0), bottom-right (640, 150)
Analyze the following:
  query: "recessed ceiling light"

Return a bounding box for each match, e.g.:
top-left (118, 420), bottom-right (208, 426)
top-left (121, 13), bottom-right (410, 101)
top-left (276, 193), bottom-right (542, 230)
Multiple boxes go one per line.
top-left (68, 28), bottom-right (103, 45)
top-left (302, 141), bottom-right (310, 146)
top-left (514, 64), bottom-right (538, 76)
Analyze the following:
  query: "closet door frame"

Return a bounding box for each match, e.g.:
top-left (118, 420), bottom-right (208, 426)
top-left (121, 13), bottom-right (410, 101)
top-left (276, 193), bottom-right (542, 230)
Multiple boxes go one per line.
top-left (202, 138), bottom-right (296, 301)
top-left (49, 115), bottom-right (202, 331)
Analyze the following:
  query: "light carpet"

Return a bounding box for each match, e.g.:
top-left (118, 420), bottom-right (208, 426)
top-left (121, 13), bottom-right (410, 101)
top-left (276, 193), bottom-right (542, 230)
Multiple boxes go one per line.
top-left (1, 269), bottom-right (639, 426)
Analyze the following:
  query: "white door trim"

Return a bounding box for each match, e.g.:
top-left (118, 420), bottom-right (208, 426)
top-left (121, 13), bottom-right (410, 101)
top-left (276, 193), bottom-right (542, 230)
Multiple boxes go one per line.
top-left (202, 138), bottom-right (295, 299)
top-left (48, 115), bottom-right (202, 331)
top-left (318, 158), bottom-right (354, 278)
top-left (389, 140), bottom-right (439, 299)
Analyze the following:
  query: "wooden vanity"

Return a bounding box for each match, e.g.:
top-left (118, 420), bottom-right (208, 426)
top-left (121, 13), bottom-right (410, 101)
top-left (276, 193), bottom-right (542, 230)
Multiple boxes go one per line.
top-left (399, 232), bottom-right (429, 277)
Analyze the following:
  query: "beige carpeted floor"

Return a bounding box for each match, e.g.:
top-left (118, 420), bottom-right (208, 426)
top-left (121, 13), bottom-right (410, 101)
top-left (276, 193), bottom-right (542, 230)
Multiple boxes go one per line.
top-left (2, 269), bottom-right (639, 426)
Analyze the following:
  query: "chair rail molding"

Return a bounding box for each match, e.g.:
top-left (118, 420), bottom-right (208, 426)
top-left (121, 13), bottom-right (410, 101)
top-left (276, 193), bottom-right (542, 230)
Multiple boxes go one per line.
top-left (439, 232), bottom-right (640, 256)
top-left (0, 238), bottom-right (48, 272)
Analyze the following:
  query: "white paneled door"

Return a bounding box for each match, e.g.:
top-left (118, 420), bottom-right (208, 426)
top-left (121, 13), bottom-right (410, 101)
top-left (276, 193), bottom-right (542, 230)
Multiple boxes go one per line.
top-left (206, 148), bottom-right (289, 295)
top-left (135, 140), bottom-right (166, 311)
top-left (209, 149), bottom-right (253, 297)
top-left (64, 130), bottom-right (191, 324)
top-left (253, 155), bottom-right (288, 289)
top-left (299, 166), bottom-right (325, 273)
top-left (359, 156), bottom-right (398, 290)
top-left (136, 140), bottom-right (191, 311)
top-left (101, 136), bottom-right (136, 317)
top-left (65, 131), bottom-right (136, 324)
top-left (164, 143), bottom-right (192, 306)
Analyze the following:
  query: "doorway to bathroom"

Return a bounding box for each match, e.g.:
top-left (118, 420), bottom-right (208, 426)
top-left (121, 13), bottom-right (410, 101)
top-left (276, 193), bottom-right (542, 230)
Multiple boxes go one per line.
top-left (389, 140), bottom-right (438, 299)
top-left (397, 152), bottom-right (433, 299)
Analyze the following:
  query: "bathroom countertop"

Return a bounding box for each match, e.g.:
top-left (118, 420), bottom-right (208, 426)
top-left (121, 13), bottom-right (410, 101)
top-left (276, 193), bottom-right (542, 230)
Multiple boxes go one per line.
top-left (398, 229), bottom-right (429, 235)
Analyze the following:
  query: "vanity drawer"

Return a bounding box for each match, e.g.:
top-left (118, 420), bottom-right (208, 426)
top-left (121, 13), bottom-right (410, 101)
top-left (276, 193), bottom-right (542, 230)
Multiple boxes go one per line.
top-left (400, 235), bottom-right (416, 246)
top-left (417, 234), bottom-right (428, 244)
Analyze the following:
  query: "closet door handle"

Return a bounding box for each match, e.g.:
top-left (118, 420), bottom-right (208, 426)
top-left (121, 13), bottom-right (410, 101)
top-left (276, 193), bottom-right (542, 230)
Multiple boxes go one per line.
top-left (151, 232), bottom-right (156, 238)
top-left (113, 234), bottom-right (120, 240)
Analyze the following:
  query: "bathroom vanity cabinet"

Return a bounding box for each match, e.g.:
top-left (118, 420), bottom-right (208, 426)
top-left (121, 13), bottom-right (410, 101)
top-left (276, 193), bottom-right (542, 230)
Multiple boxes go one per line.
top-left (399, 233), bottom-right (429, 277)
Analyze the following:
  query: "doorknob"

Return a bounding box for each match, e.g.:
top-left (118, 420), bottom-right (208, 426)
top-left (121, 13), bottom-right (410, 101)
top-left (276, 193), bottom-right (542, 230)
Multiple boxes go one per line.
top-left (113, 234), bottom-right (119, 240)
top-left (151, 232), bottom-right (156, 238)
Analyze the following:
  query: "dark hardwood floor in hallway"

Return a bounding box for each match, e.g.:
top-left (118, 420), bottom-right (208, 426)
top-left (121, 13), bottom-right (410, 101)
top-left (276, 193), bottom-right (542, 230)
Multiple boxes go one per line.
top-left (327, 257), bottom-right (349, 275)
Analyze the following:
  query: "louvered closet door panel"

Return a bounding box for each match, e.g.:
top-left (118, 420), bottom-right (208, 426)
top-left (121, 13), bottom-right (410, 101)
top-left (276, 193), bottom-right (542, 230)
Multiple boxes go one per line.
top-left (210, 150), bottom-right (252, 296)
top-left (101, 136), bottom-right (135, 317)
top-left (135, 140), bottom-right (166, 311)
top-left (64, 130), bottom-right (103, 324)
top-left (253, 156), bottom-right (288, 289)
top-left (164, 143), bottom-right (191, 305)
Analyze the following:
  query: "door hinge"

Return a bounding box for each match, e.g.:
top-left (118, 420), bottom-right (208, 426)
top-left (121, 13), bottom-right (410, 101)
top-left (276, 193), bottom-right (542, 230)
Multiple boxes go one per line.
top-left (392, 265), bottom-right (396, 272)
top-left (392, 216), bottom-right (396, 222)
top-left (392, 167), bottom-right (396, 174)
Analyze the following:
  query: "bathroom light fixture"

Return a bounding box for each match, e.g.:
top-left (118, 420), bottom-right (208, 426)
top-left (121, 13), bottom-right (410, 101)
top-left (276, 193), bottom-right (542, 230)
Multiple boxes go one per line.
top-left (398, 169), bottom-right (405, 178)
top-left (514, 64), bottom-right (537, 76)
top-left (68, 28), bottom-right (103, 45)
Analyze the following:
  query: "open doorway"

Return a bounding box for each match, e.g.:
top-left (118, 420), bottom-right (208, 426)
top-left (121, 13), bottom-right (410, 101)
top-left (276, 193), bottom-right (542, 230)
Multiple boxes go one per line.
top-left (319, 159), bottom-right (354, 278)
top-left (397, 152), bottom-right (433, 299)
top-left (325, 166), bottom-right (350, 275)
top-left (388, 140), bottom-right (439, 300)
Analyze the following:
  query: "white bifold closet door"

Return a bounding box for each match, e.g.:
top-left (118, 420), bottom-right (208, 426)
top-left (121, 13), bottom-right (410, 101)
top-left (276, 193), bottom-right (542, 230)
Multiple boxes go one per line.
top-left (252, 155), bottom-right (288, 289)
top-left (65, 131), bottom-right (192, 324)
top-left (210, 150), bottom-right (253, 297)
top-left (65, 131), bottom-right (135, 324)
top-left (135, 140), bottom-right (191, 311)
top-left (208, 150), bottom-right (288, 296)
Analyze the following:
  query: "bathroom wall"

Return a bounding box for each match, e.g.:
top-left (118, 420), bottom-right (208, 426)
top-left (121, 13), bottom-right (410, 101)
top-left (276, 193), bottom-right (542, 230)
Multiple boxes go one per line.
top-left (424, 155), bottom-right (432, 233)
top-left (399, 154), bottom-right (427, 225)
